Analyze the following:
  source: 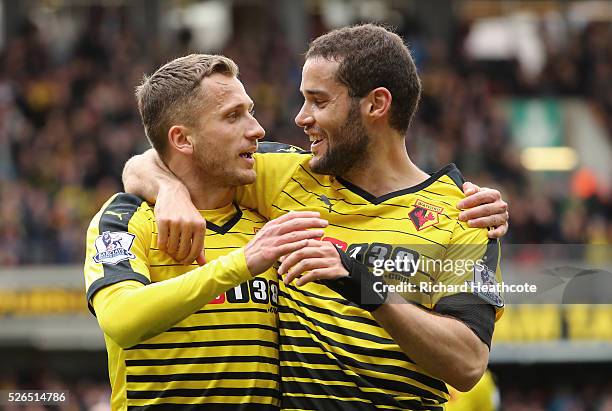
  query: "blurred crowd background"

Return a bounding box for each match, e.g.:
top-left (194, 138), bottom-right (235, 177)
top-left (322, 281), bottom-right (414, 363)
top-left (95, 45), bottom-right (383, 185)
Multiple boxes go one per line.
top-left (0, 0), bottom-right (611, 410)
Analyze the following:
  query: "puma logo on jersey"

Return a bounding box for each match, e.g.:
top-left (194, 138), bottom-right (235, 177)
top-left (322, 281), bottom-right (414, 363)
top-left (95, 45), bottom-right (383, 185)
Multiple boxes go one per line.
top-left (105, 211), bottom-right (127, 221)
top-left (316, 194), bottom-right (334, 212)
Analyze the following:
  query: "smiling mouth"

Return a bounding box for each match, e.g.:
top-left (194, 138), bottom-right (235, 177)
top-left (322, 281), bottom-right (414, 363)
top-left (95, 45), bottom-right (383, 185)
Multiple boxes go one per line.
top-left (310, 136), bottom-right (326, 148)
top-left (239, 152), bottom-right (254, 159)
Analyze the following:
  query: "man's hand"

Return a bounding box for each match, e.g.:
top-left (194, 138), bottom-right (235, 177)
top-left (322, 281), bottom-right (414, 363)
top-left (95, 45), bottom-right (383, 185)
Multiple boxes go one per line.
top-left (123, 149), bottom-right (207, 265)
top-left (279, 240), bottom-right (387, 312)
top-left (457, 182), bottom-right (509, 239)
top-left (245, 212), bottom-right (328, 276)
top-left (278, 239), bottom-right (348, 286)
top-left (155, 182), bottom-right (207, 266)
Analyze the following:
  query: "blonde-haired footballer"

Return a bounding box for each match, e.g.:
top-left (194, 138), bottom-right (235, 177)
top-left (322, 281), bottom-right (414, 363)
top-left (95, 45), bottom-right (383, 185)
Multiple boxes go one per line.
top-left (84, 54), bottom-right (329, 411)
top-left (124, 24), bottom-right (509, 411)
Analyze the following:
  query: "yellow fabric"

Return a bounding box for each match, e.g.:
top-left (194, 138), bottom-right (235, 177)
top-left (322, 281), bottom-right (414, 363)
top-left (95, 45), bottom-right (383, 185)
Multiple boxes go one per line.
top-left (237, 152), bottom-right (503, 410)
top-left (446, 370), bottom-right (499, 411)
top-left (84, 194), bottom-right (279, 410)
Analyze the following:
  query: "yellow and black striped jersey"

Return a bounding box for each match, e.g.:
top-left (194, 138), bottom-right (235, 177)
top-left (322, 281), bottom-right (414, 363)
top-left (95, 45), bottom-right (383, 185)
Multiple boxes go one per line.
top-left (84, 193), bottom-right (279, 411)
top-left (238, 144), bottom-right (503, 411)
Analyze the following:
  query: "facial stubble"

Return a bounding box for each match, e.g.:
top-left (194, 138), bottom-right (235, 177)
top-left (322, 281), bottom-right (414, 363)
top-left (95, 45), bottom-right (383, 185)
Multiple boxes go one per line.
top-left (310, 102), bottom-right (370, 176)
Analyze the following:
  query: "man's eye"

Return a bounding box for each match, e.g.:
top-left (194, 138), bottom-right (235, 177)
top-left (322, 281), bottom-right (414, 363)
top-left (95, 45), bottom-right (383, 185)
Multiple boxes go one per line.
top-left (314, 101), bottom-right (326, 108)
top-left (227, 111), bottom-right (238, 120)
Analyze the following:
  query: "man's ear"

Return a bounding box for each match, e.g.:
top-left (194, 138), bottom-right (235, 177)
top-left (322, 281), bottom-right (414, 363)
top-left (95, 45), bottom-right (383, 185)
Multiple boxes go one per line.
top-left (361, 87), bottom-right (392, 122)
top-left (168, 125), bottom-right (194, 155)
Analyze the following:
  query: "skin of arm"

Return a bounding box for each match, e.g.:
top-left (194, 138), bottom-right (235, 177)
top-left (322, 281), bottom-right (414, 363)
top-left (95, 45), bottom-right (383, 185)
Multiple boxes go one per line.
top-left (278, 239), bottom-right (489, 392)
top-left (371, 293), bottom-right (489, 392)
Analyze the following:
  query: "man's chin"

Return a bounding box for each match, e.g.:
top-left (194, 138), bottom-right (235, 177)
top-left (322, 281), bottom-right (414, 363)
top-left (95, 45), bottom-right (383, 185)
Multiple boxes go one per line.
top-left (236, 170), bottom-right (256, 186)
top-left (309, 155), bottom-right (333, 175)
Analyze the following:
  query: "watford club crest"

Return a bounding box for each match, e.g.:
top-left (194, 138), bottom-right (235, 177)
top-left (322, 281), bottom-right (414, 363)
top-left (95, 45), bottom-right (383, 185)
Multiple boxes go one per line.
top-left (408, 199), bottom-right (443, 231)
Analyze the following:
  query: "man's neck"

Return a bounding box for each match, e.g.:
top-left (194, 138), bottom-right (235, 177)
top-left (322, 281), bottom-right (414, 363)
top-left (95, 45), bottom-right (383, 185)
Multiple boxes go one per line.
top-left (340, 133), bottom-right (429, 197)
top-left (168, 158), bottom-right (235, 210)
top-left (186, 179), bottom-right (235, 211)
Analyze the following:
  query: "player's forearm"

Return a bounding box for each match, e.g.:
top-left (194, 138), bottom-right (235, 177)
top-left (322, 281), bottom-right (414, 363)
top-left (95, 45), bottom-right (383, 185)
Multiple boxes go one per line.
top-left (93, 249), bottom-right (251, 348)
top-left (372, 293), bottom-right (489, 392)
top-left (122, 149), bottom-right (185, 203)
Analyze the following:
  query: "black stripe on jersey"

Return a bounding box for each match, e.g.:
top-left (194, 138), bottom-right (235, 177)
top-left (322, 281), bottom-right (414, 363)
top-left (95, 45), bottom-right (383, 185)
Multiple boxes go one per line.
top-left (270, 204), bottom-right (447, 248)
top-left (148, 246), bottom-right (240, 251)
top-left (282, 395), bottom-right (378, 411)
top-left (98, 193), bottom-right (143, 273)
top-left (282, 380), bottom-right (442, 410)
top-left (151, 246), bottom-right (239, 251)
top-left (127, 387), bottom-right (279, 400)
top-left (127, 339), bottom-right (277, 350)
top-left (429, 224), bottom-right (454, 235)
top-left (281, 394), bottom-right (443, 411)
top-left (417, 190), bottom-right (456, 208)
top-left (291, 177), bottom-right (367, 205)
top-left (327, 221), bottom-right (448, 249)
top-left (167, 324), bottom-right (276, 333)
top-left (128, 404), bottom-right (279, 411)
top-left (257, 141), bottom-right (309, 154)
top-left (208, 230), bottom-right (255, 236)
top-left (281, 361), bottom-right (447, 403)
top-left (87, 194), bottom-right (150, 315)
top-left (280, 328), bottom-right (409, 363)
top-left (335, 164), bottom-right (460, 205)
top-left (445, 165), bottom-right (465, 189)
top-left (483, 238), bottom-right (500, 271)
top-left (127, 371), bottom-right (278, 383)
top-left (281, 281), bottom-right (358, 305)
top-left (280, 350), bottom-right (447, 395)
top-left (279, 305), bottom-right (405, 355)
top-left (125, 355), bottom-right (278, 367)
top-left (279, 286), bottom-right (379, 327)
top-left (238, 215), bottom-right (267, 224)
top-left (195, 307), bottom-right (269, 314)
top-left (86, 272), bottom-right (151, 316)
top-left (291, 177), bottom-right (452, 224)
top-left (299, 164), bottom-right (333, 188)
top-left (280, 318), bottom-right (414, 364)
top-left (282, 381), bottom-right (404, 410)
top-left (205, 202), bottom-right (243, 234)
top-left (280, 190), bottom-right (307, 207)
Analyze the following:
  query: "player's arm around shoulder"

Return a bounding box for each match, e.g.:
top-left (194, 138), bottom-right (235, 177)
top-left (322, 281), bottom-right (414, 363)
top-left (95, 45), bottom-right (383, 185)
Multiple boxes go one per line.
top-left (237, 141), bottom-right (311, 216)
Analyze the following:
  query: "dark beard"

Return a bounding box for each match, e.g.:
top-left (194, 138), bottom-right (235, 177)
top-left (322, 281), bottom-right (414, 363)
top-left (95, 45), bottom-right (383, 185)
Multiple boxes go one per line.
top-left (310, 102), bottom-right (369, 176)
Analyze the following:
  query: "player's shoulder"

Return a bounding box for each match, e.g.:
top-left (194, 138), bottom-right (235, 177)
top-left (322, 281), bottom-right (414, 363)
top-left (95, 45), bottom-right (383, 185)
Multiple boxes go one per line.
top-left (427, 163), bottom-right (465, 197)
top-left (253, 141), bottom-right (312, 179)
top-left (89, 193), bottom-right (152, 230)
top-left (256, 141), bottom-right (310, 155)
top-left (413, 163), bottom-right (466, 212)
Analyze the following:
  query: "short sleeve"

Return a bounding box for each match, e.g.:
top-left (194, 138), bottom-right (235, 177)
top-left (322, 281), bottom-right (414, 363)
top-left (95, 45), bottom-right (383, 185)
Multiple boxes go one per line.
top-left (433, 222), bottom-right (504, 321)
